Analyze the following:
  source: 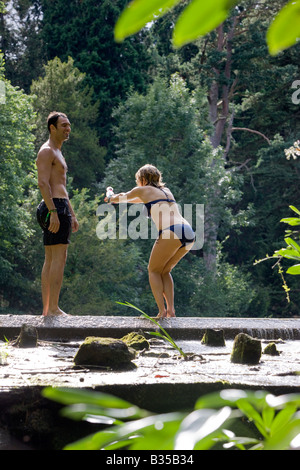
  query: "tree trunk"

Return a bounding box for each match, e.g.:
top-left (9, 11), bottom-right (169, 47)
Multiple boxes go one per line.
top-left (203, 18), bottom-right (238, 272)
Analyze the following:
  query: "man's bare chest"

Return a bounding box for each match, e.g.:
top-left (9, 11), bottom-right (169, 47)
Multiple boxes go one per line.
top-left (53, 153), bottom-right (68, 174)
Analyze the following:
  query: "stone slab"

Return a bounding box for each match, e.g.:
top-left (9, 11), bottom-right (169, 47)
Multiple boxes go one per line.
top-left (0, 336), bottom-right (299, 413)
top-left (0, 314), bottom-right (300, 341)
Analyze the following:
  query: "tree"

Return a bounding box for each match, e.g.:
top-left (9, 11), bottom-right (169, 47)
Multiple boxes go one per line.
top-left (0, 0), bottom-right (45, 93)
top-left (40, 0), bottom-right (152, 160)
top-left (31, 56), bottom-right (106, 190)
top-left (101, 75), bottom-right (256, 316)
top-left (115, 0), bottom-right (300, 56)
top-left (0, 54), bottom-right (37, 308)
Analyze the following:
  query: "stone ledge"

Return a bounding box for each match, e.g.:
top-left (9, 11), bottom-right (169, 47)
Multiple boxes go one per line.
top-left (0, 315), bottom-right (299, 341)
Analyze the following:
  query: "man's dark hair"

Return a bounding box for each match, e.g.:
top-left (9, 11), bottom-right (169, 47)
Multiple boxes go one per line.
top-left (47, 112), bottom-right (68, 133)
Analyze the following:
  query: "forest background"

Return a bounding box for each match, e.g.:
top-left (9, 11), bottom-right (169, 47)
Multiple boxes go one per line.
top-left (0, 0), bottom-right (300, 318)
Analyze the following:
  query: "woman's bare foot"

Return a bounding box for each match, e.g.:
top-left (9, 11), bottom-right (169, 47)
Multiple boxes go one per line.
top-left (155, 310), bottom-right (167, 319)
top-left (166, 310), bottom-right (176, 318)
top-left (43, 308), bottom-right (70, 317)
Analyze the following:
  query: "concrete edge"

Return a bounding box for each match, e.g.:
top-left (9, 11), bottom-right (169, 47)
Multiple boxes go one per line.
top-left (0, 315), bottom-right (300, 341)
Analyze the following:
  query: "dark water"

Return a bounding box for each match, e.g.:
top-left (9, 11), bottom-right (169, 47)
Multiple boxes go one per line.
top-left (0, 428), bottom-right (33, 450)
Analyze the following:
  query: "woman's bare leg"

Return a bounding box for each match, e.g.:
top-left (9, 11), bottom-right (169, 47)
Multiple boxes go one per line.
top-left (162, 273), bottom-right (175, 317)
top-left (148, 271), bottom-right (166, 317)
top-left (148, 235), bottom-right (181, 318)
top-left (161, 242), bottom-right (195, 317)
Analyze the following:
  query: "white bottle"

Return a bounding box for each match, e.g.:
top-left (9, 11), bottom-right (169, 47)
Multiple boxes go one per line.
top-left (106, 186), bottom-right (114, 199)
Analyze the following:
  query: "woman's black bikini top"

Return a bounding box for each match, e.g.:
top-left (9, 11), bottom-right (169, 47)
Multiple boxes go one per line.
top-left (144, 187), bottom-right (176, 219)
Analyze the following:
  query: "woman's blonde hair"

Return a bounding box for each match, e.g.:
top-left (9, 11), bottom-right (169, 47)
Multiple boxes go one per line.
top-left (135, 164), bottom-right (165, 188)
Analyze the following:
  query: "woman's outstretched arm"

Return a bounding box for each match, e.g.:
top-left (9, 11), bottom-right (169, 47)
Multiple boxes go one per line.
top-left (106, 186), bottom-right (144, 204)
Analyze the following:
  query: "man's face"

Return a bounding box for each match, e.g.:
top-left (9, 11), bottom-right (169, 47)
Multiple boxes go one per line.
top-left (54, 116), bottom-right (71, 141)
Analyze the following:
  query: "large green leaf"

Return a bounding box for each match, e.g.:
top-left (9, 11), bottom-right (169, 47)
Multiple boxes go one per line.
top-left (289, 206), bottom-right (300, 216)
top-left (275, 247), bottom-right (300, 261)
top-left (280, 217), bottom-right (300, 226)
top-left (114, 0), bottom-right (181, 42)
top-left (285, 237), bottom-right (300, 254)
top-left (267, 0), bottom-right (300, 55)
top-left (287, 264), bottom-right (300, 275)
top-left (42, 387), bottom-right (138, 411)
top-left (174, 407), bottom-right (232, 450)
top-left (173, 0), bottom-right (231, 47)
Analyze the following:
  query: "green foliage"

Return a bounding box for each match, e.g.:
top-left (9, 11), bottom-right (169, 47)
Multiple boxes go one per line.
top-left (42, 387), bottom-right (300, 450)
top-left (31, 56), bottom-right (106, 189)
top-left (114, 0), bottom-right (182, 42)
top-left (102, 75), bottom-right (256, 317)
top-left (267, 0), bottom-right (300, 56)
top-left (58, 189), bottom-right (147, 316)
top-left (257, 206), bottom-right (300, 277)
top-left (0, 75), bottom-right (37, 306)
top-left (115, 0), bottom-right (300, 55)
top-left (117, 301), bottom-right (187, 357)
top-left (41, 0), bottom-right (152, 159)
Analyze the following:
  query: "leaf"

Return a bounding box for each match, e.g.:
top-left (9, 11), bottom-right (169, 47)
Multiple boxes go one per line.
top-left (287, 264), bottom-right (300, 275)
top-left (236, 399), bottom-right (268, 439)
top-left (65, 411), bottom-right (184, 450)
top-left (173, 0), bottom-right (230, 48)
top-left (269, 404), bottom-right (297, 437)
top-left (280, 217), bottom-right (300, 226)
top-left (285, 237), bottom-right (300, 254)
top-left (117, 301), bottom-right (187, 357)
top-left (275, 247), bottom-right (300, 261)
top-left (289, 205), bottom-right (300, 216)
top-left (114, 0), bottom-right (181, 42)
top-left (267, 0), bottom-right (300, 55)
top-left (42, 387), bottom-right (130, 408)
top-left (174, 407), bottom-right (232, 450)
top-left (195, 389), bottom-right (267, 410)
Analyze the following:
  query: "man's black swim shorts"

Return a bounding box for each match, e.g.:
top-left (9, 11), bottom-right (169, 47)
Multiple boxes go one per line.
top-left (37, 198), bottom-right (72, 246)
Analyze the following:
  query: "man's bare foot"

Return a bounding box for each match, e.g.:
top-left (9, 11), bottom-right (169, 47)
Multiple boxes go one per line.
top-left (43, 308), bottom-right (70, 317)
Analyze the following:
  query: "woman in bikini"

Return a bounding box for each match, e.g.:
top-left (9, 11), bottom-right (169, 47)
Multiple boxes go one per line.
top-left (105, 164), bottom-right (195, 319)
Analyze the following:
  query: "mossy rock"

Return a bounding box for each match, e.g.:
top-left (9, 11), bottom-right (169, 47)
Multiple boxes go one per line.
top-left (121, 332), bottom-right (150, 351)
top-left (201, 329), bottom-right (225, 347)
top-left (263, 342), bottom-right (280, 356)
top-left (74, 337), bottom-right (136, 369)
top-left (231, 333), bottom-right (262, 365)
top-left (13, 324), bottom-right (38, 348)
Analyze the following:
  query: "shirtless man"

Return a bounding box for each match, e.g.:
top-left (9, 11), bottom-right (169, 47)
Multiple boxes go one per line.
top-left (36, 112), bottom-right (79, 316)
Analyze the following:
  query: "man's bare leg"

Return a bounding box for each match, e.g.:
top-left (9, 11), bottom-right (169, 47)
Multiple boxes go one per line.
top-left (41, 247), bottom-right (52, 316)
top-left (44, 244), bottom-right (69, 316)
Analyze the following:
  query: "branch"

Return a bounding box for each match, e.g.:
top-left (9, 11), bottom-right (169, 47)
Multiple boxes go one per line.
top-left (231, 127), bottom-right (271, 145)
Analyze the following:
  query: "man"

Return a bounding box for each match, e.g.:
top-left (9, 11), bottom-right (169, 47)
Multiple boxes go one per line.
top-left (36, 112), bottom-right (79, 316)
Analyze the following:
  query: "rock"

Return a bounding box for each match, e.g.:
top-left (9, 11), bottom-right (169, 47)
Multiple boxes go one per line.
top-left (231, 333), bottom-right (262, 365)
top-left (13, 324), bottom-right (38, 348)
top-left (121, 332), bottom-right (150, 351)
top-left (201, 329), bottom-right (225, 347)
top-left (74, 337), bottom-right (136, 369)
top-left (263, 342), bottom-right (280, 356)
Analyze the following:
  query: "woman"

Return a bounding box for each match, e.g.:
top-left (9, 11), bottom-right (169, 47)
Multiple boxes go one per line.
top-left (105, 164), bottom-right (195, 318)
